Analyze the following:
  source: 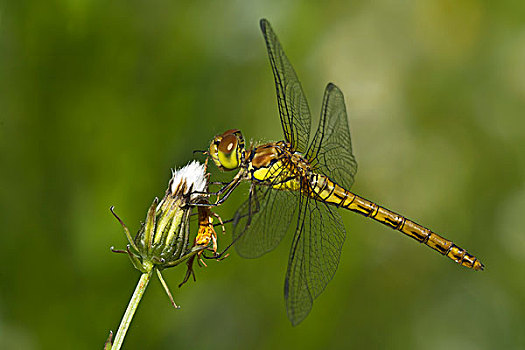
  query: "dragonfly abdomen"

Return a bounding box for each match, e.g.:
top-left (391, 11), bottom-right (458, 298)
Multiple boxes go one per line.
top-left (308, 176), bottom-right (484, 271)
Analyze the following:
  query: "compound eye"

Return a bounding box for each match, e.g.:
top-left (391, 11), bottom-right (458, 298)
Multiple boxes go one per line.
top-left (217, 133), bottom-right (240, 170)
top-left (218, 134), bottom-right (238, 154)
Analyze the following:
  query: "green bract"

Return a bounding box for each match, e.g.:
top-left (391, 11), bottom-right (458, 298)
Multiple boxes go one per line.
top-left (111, 161), bottom-right (209, 300)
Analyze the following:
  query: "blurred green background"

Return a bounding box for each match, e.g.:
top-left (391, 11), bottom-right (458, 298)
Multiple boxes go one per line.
top-left (1, 0), bottom-right (524, 349)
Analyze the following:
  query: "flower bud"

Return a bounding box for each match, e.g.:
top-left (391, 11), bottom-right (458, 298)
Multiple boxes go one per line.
top-left (112, 161), bottom-right (208, 272)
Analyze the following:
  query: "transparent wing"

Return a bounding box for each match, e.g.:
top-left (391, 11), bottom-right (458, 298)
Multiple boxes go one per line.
top-left (306, 83), bottom-right (358, 189)
top-left (284, 192), bottom-right (346, 326)
top-left (232, 183), bottom-right (299, 258)
top-left (260, 18), bottom-right (311, 154)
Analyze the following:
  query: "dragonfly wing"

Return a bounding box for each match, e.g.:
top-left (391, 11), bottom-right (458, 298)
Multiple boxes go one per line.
top-left (306, 83), bottom-right (358, 189)
top-left (232, 184), bottom-right (299, 258)
top-left (260, 19), bottom-right (311, 154)
top-left (284, 194), bottom-right (346, 326)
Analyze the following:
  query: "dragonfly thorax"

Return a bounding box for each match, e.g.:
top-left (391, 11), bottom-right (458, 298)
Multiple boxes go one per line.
top-left (247, 141), bottom-right (312, 192)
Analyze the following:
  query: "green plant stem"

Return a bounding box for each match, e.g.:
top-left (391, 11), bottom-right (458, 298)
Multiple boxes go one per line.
top-left (112, 266), bottom-right (154, 350)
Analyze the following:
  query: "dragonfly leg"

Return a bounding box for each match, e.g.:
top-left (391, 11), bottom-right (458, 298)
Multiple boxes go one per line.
top-left (201, 250), bottom-right (230, 261)
top-left (209, 181), bottom-right (232, 186)
top-left (214, 217), bottom-right (234, 226)
top-left (190, 178), bottom-right (242, 207)
top-left (189, 186), bottom-right (229, 200)
top-left (189, 185), bottom-right (232, 204)
top-left (206, 183), bottom-right (263, 259)
top-left (191, 169), bottom-right (246, 205)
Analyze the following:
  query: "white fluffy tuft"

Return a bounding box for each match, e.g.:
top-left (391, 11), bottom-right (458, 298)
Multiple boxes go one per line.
top-left (170, 160), bottom-right (207, 198)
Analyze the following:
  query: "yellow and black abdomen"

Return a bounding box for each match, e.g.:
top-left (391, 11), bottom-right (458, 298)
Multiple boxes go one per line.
top-left (307, 174), bottom-right (484, 271)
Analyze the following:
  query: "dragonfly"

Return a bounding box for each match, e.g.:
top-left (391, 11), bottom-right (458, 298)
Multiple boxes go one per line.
top-left (201, 19), bottom-right (484, 326)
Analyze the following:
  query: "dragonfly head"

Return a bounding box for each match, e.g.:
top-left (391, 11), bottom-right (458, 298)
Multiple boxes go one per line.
top-left (209, 129), bottom-right (246, 171)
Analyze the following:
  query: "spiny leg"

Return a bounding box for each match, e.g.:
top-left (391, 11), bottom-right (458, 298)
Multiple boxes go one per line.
top-left (191, 170), bottom-right (245, 206)
top-left (208, 183), bottom-right (261, 259)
